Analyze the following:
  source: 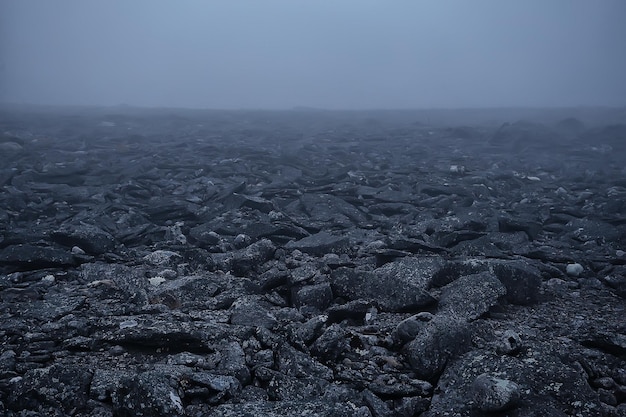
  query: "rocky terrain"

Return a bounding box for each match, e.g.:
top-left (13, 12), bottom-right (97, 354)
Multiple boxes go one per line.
top-left (0, 106), bottom-right (625, 416)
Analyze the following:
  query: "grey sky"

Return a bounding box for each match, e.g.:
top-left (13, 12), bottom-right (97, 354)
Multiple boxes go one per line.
top-left (1, 0), bottom-right (625, 109)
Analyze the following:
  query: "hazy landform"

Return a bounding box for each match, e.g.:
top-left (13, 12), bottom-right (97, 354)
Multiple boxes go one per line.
top-left (0, 106), bottom-right (625, 416)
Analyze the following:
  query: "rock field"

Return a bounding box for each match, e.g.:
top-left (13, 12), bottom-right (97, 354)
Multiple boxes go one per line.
top-left (0, 106), bottom-right (625, 416)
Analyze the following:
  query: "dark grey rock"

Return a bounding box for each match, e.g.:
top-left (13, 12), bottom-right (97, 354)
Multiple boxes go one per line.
top-left (491, 260), bottom-right (542, 305)
top-left (2, 108), bottom-right (625, 417)
top-left (189, 224), bottom-right (222, 247)
top-left (143, 249), bottom-right (183, 267)
top-left (472, 373), bottom-right (521, 412)
top-left (148, 275), bottom-right (220, 307)
top-left (391, 313), bottom-right (431, 345)
top-left (90, 369), bottom-right (133, 402)
top-left (393, 396), bottom-right (431, 417)
top-left (215, 340), bottom-right (251, 385)
top-left (94, 317), bottom-right (239, 355)
top-left (7, 365), bottom-right (93, 414)
top-left (580, 330), bottom-right (626, 357)
top-left (297, 193), bottom-right (368, 229)
top-left (186, 372), bottom-right (241, 404)
top-left (51, 223), bottom-right (116, 254)
top-left (601, 267), bottom-right (626, 298)
top-left (290, 314), bottom-right (328, 346)
top-left (433, 230), bottom-right (487, 248)
top-left (229, 296), bottom-right (278, 329)
top-left (363, 388), bottom-right (393, 417)
top-left (293, 282), bottom-right (333, 310)
top-left (427, 348), bottom-right (602, 417)
top-left (223, 194), bottom-right (275, 212)
top-left (564, 218), bottom-right (621, 244)
top-left (0, 244), bottom-right (77, 270)
top-left (434, 259), bottom-right (542, 306)
top-left (405, 316), bottom-right (472, 381)
top-left (81, 262), bottom-right (150, 311)
top-left (327, 299), bottom-right (373, 323)
top-left (230, 238), bottom-right (276, 276)
top-left (113, 371), bottom-right (184, 417)
top-left (331, 257), bottom-right (440, 312)
top-left (267, 372), bottom-right (328, 401)
top-left (0, 350), bottom-right (17, 378)
top-left (276, 343), bottom-right (334, 380)
top-left (498, 217), bottom-right (543, 240)
top-left (243, 221), bottom-right (310, 241)
top-left (287, 262), bottom-right (319, 285)
top-left (285, 231), bottom-right (350, 256)
top-left (438, 272), bottom-right (507, 320)
top-left (311, 323), bottom-right (350, 362)
top-left (143, 198), bottom-right (199, 224)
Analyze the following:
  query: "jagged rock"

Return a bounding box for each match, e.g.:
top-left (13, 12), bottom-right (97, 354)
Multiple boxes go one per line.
top-left (215, 340), bottom-right (251, 385)
top-left (490, 260), bottom-right (542, 305)
top-left (51, 223), bottom-right (116, 254)
top-left (498, 217), bottom-right (543, 240)
top-left (113, 371), bottom-right (184, 417)
top-left (331, 256), bottom-right (440, 312)
top-left (290, 315), bottom-right (328, 346)
top-left (287, 263), bottom-right (319, 285)
top-left (437, 272), bottom-right (507, 320)
top-left (223, 194), bottom-right (275, 212)
top-left (310, 324), bottom-right (350, 363)
top-left (564, 218), bottom-right (622, 244)
top-left (230, 238), bottom-right (276, 276)
top-left (267, 372), bottom-right (328, 401)
top-left (81, 262), bottom-right (150, 312)
top-left (296, 193), bottom-right (368, 229)
top-left (149, 275), bottom-right (220, 307)
top-left (405, 316), bottom-right (472, 381)
top-left (90, 369), bottom-right (133, 402)
top-left (362, 388), bottom-right (393, 417)
top-left (0, 350), bottom-right (17, 378)
top-left (229, 296), bottom-right (278, 329)
top-left (293, 282), bottom-right (333, 310)
top-left (435, 259), bottom-right (542, 305)
top-left (285, 232), bottom-right (350, 256)
top-left (189, 224), bottom-right (222, 247)
top-left (276, 343), bottom-right (334, 380)
top-left (185, 372), bottom-right (241, 404)
top-left (327, 300), bottom-right (373, 323)
top-left (0, 244), bottom-right (77, 270)
top-left (427, 348), bottom-right (602, 417)
top-left (7, 365), bottom-right (93, 414)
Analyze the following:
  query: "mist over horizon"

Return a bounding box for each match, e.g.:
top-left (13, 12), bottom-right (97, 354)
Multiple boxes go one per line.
top-left (1, 0), bottom-right (625, 110)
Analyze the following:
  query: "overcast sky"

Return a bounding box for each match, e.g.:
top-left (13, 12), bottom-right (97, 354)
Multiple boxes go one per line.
top-left (1, 0), bottom-right (625, 109)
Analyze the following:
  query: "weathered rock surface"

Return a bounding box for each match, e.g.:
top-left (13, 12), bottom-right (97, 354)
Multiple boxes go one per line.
top-left (1, 107), bottom-right (624, 416)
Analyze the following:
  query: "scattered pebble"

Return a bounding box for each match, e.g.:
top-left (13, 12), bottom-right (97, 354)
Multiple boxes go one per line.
top-left (566, 263), bottom-right (584, 277)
